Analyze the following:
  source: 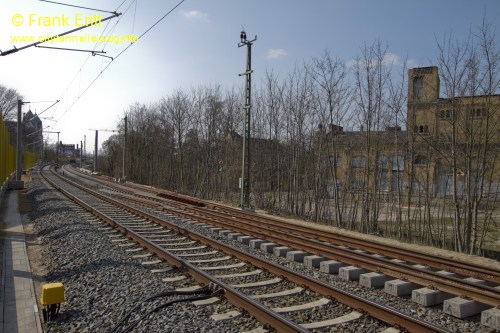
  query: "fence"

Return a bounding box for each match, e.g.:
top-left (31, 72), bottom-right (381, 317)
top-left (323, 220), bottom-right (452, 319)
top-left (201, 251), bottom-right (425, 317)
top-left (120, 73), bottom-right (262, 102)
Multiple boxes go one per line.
top-left (1, 116), bottom-right (39, 183)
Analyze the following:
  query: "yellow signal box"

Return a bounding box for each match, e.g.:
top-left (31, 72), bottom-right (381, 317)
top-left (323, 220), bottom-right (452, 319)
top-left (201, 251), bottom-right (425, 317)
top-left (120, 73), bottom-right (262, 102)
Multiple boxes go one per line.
top-left (41, 282), bottom-right (65, 306)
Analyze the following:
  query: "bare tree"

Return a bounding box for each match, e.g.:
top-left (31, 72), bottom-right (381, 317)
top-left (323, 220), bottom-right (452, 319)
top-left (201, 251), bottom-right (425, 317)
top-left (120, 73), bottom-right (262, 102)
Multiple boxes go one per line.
top-left (352, 40), bottom-right (393, 233)
top-left (0, 84), bottom-right (22, 120)
top-left (309, 49), bottom-right (351, 226)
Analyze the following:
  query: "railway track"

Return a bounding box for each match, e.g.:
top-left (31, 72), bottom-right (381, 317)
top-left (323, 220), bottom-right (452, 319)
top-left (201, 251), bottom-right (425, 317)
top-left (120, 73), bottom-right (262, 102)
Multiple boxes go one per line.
top-left (66, 166), bottom-right (500, 307)
top-left (39, 165), bottom-right (459, 332)
top-left (41, 165), bottom-right (498, 332)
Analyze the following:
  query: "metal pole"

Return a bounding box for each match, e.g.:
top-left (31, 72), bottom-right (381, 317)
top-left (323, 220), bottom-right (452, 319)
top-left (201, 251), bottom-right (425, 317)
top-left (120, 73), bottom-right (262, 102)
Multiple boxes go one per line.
top-left (84, 135), bottom-right (86, 164)
top-left (94, 130), bottom-right (98, 172)
top-left (80, 140), bottom-right (83, 168)
top-left (15, 100), bottom-right (23, 180)
top-left (122, 116), bottom-right (127, 179)
top-left (238, 31), bottom-right (256, 211)
top-left (56, 132), bottom-right (60, 166)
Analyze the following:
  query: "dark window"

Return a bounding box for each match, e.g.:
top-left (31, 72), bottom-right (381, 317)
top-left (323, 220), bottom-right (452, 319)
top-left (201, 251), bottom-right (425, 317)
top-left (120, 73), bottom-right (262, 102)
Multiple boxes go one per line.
top-left (470, 107), bottom-right (488, 119)
top-left (440, 109), bottom-right (454, 120)
top-left (414, 155), bottom-right (427, 165)
top-left (377, 155), bottom-right (388, 170)
top-left (392, 155), bottom-right (404, 171)
top-left (351, 156), bottom-right (365, 168)
top-left (416, 125), bottom-right (429, 134)
top-left (329, 155), bottom-right (342, 167)
top-left (413, 76), bottom-right (424, 100)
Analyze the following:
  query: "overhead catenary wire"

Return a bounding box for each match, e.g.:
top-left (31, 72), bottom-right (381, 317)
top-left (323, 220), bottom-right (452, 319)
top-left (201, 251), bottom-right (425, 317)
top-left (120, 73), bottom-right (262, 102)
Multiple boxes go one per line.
top-left (51, 0), bottom-right (139, 121)
top-left (0, 13), bottom-right (122, 56)
top-left (55, 0), bottom-right (186, 122)
top-left (38, 0), bottom-right (119, 14)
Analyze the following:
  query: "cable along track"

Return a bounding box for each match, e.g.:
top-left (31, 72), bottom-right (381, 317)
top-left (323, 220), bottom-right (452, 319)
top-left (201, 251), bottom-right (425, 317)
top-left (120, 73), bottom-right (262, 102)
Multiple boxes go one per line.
top-left (42, 166), bottom-right (452, 333)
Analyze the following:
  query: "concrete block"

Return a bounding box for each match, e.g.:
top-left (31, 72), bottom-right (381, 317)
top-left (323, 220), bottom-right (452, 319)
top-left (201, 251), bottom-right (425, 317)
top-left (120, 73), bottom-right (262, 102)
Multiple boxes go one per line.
top-left (463, 277), bottom-right (487, 285)
top-left (353, 249), bottom-right (367, 254)
top-left (337, 245), bottom-right (350, 250)
top-left (384, 279), bottom-right (418, 296)
top-left (218, 230), bottom-right (231, 236)
top-left (286, 250), bottom-right (308, 262)
top-left (371, 254), bottom-right (387, 259)
top-left (260, 243), bottom-right (278, 253)
top-left (390, 259), bottom-right (406, 265)
top-left (303, 255), bottom-right (325, 268)
top-left (481, 307), bottom-right (500, 330)
top-left (237, 235), bottom-right (254, 244)
top-left (339, 266), bottom-right (365, 281)
top-left (227, 232), bottom-right (242, 240)
top-left (273, 246), bottom-right (292, 257)
top-left (359, 272), bottom-right (389, 288)
top-left (412, 264), bottom-right (431, 270)
top-left (436, 270), bottom-right (458, 278)
top-left (443, 297), bottom-right (489, 318)
top-left (412, 287), bottom-right (451, 306)
top-left (249, 239), bottom-right (266, 249)
top-left (209, 227), bottom-right (223, 233)
top-left (319, 260), bottom-right (344, 274)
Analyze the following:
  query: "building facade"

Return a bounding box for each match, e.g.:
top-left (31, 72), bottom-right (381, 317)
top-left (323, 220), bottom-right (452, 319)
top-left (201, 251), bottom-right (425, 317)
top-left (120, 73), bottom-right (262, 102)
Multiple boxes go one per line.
top-left (328, 66), bottom-right (500, 199)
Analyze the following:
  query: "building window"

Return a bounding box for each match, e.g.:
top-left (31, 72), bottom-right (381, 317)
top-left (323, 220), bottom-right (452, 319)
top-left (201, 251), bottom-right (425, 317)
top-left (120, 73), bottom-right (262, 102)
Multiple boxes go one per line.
top-left (392, 155), bottom-right (404, 171)
top-left (351, 175), bottom-right (366, 189)
top-left (351, 156), bottom-right (365, 168)
top-left (377, 171), bottom-right (388, 191)
top-left (329, 155), bottom-right (342, 167)
top-left (377, 155), bottom-right (388, 170)
top-left (439, 109), bottom-right (455, 120)
top-left (469, 107), bottom-right (488, 119)
top-left (414, 125), bottom-right (429, 134)
top-left (414, 155), bottom-right (427, 165)
top-left (413, 76), bottom-right (424, 100)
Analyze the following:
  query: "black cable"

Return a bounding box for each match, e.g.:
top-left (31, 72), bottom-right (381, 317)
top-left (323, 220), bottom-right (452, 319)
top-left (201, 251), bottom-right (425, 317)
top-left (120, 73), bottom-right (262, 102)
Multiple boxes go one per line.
top-left (108, 284), bottom-right (220, 333)
top-left (119, 293), bottom-right (218, 333)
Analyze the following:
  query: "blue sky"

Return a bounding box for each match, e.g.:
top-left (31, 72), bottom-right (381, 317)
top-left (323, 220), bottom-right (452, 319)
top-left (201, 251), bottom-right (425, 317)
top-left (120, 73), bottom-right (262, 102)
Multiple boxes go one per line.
top-left (0, 0), bottom-right (498, 150)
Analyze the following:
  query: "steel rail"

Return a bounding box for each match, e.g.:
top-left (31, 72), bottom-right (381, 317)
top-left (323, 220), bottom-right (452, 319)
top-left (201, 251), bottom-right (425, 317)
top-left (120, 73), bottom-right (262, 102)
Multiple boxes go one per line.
top-left (45, 167), bottom-right (450, 333)
top-left (102, 172), bottom-right (499, 283)
top-left (96, 189), bottom-right (500, 307)
top-left (42, 169), bottom-right (309, 333)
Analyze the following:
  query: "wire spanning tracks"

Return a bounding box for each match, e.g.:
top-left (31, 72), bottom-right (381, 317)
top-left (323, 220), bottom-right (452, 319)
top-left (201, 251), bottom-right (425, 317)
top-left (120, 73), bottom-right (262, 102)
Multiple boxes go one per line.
top-left (44, 167), bottom-right (448, 333)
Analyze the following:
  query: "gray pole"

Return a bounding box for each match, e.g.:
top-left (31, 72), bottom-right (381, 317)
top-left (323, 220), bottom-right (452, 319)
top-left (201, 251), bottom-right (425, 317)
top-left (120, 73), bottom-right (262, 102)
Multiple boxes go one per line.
top-left (15, 100), bottom-right (23, 180)
top-left (80, 140), bottom-right (83, 168)
top-left (122, 116), bottom-right (127, 179)
top-left (56, 132), bottom-right (60, 166)
top-left (238, 31), bottom-right (256, 211)
top-left (84, 135), bottom-right (86, 164)
top-left (94, 130), bottom-right (98, 172)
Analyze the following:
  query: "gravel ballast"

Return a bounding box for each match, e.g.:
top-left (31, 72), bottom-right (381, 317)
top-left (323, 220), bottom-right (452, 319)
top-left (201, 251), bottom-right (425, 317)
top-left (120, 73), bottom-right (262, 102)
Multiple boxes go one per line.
top-left (23, 175), bottom-right (266, 333)
top-left (23, 169), bottom-right (497, 333)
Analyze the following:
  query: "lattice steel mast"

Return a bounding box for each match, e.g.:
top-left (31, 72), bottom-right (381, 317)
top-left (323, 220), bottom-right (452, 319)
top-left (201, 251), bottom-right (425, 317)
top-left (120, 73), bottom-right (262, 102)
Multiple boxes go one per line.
top-left (238, 30), bottom-right (256, 210)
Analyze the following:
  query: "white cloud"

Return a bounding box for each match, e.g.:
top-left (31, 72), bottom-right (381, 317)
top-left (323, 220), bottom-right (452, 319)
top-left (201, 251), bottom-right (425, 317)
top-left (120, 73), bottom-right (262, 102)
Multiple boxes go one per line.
top-left (267, 48), bottom-right (287, 59)
top-left (181, 10), bottom-right (209, 22)
top-left (346, 52), bottom-right (405, 68)
top-left (383, 52), bottom-right (399, 66)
